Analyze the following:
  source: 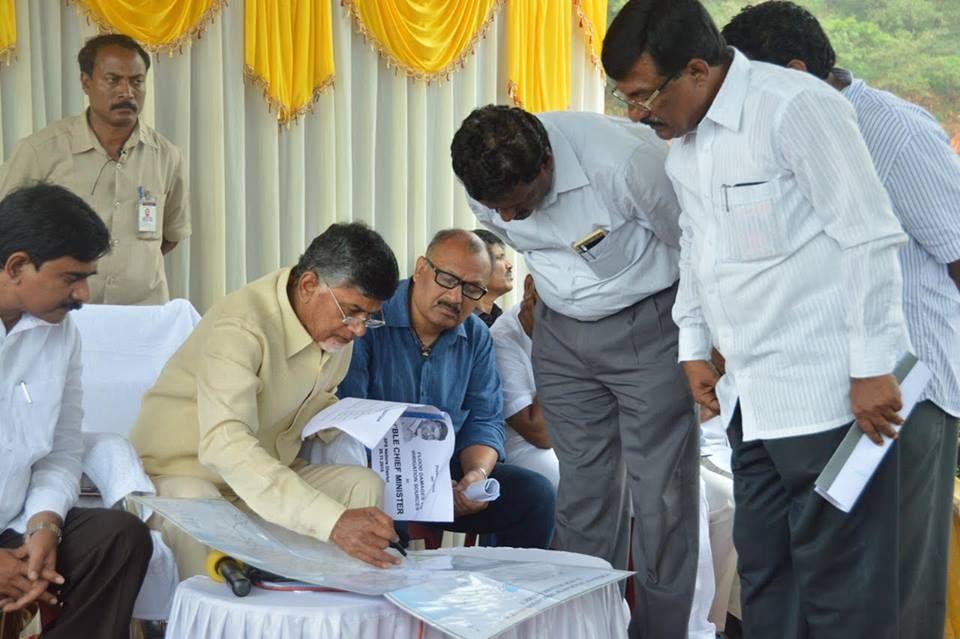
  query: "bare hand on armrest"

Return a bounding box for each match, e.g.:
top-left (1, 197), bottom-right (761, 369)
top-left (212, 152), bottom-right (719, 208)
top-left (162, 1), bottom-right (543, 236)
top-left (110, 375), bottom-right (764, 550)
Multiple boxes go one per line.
top-left (329, 507), bottom-right (401, 569)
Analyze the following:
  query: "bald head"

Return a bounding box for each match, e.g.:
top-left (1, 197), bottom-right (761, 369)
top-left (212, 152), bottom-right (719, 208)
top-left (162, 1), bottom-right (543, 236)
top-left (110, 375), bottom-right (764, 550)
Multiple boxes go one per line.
top-left (425, 229), bottom-right (491, 270)
top-left (411, 229), bottom-right (493, 335)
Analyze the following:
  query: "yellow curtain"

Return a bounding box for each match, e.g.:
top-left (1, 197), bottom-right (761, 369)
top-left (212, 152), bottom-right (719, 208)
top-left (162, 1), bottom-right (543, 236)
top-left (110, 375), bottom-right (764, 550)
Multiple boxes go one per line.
top-left (946, 479), bottom-right (960, 639)
top-left (343, 0), bottom-right (502, 80)
top-left (575, 0), bottom-right (606, 71)
top-left (0, 0), bottom-right (15, 64)
top-left (71, 0), bottom-right (225, 53)
top-left (507, 0), bottom-right (571, 113)
top-left (244, 0), bottom-right (335, 125)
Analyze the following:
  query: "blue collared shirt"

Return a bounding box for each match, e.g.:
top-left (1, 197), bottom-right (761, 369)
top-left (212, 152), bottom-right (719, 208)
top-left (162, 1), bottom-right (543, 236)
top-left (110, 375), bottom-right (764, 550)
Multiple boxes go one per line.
top-left (338, 279), bottom-right (506, 460)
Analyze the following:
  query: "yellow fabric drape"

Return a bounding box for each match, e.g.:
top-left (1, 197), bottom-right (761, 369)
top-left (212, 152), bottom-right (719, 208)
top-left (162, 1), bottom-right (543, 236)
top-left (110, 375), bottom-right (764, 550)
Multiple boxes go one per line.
top-left (507, 0), bottom-right (571, 113)
top-left (0, 0), bottom-right (15, 65)
top-left (244, 0), bottom-right (335, 125)
top-left (343, 0), bottom-right (502, 80)
top-left (946, 478), bottom-right (960, 639)
top-left (72, 0), bottom-right (225, 53)
top-left (575, 0), bottom-right (606, 71)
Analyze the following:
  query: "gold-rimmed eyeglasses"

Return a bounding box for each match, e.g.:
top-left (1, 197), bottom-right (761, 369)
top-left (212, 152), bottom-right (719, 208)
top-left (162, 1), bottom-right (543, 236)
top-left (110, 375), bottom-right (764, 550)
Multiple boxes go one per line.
top-left (610, 72), bottom-right (679, 111)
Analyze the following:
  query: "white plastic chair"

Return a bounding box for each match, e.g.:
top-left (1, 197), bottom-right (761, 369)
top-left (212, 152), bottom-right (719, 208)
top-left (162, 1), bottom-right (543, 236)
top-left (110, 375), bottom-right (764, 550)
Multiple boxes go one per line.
top-left (72, 299), bottom-right (201, 621)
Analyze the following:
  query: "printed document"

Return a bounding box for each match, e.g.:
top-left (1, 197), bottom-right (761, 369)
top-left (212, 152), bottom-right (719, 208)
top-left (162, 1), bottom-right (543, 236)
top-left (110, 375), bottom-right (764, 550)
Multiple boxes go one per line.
top-left (815, 355), bottom-right (932, 512)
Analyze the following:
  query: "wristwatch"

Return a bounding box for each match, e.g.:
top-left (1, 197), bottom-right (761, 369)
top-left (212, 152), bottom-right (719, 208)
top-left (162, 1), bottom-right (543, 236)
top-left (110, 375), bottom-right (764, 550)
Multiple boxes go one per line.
top-left (25, 521), bottom-right (62, 545)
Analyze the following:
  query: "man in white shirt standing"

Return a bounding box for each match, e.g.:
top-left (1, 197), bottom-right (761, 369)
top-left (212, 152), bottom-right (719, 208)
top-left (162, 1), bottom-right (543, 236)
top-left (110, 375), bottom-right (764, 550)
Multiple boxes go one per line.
top-left (452, 105), bottom-right (699, 638)
top-left (603, 1), bottom-right (912, 637)
top-left (603, 0), bottom-right (909, 639)
top-left (720, 8), bottom-right (960, 636)
top-left (0, 184), bottom-right (152, 637)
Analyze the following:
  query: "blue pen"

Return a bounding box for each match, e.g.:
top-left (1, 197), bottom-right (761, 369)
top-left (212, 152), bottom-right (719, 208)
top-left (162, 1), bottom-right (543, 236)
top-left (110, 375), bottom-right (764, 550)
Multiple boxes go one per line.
top-left (137, 185), bottom-right (144, 201)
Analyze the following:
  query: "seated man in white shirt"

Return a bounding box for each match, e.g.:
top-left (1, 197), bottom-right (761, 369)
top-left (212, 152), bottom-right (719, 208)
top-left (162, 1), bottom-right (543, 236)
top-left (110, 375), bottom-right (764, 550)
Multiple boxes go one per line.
top-left (489, 275), bottom-right (559, 489)
top-left (472, 229), bottom-right (514, 328)
top-left (0, 184), bottom-right (152, 637)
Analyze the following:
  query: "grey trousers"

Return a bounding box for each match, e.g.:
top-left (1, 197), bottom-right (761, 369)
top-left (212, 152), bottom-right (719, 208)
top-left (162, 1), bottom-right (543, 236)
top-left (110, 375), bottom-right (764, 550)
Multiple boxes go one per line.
top-left (532, 283), bottom-right (700, 639)
top-left (899, 401), bottom-right (959, 639)
top-left (728, 406), bottom-right (899, 639)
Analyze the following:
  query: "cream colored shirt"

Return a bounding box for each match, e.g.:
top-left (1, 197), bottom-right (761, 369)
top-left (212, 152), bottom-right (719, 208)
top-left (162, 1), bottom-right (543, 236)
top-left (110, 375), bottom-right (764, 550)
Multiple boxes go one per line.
top-left (0, 113), bottom-right (190, 305)
top-left (129, 268), bottom-right (352, 541)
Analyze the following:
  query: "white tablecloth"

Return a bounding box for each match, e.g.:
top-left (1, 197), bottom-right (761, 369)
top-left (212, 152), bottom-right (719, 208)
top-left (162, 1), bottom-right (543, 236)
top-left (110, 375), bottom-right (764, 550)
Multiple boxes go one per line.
top-left (166, 548), bottom-right (630, 639)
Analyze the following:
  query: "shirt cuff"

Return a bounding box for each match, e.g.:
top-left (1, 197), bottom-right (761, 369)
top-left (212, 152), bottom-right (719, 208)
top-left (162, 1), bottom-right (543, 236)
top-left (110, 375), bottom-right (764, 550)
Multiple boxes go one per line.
top-left (848, 335), bottom-right (907, 379)
top-left (298, 497), bottom-right (347, 543)
top-left (24, 487), bottom-right (75, 525)
top-left (677, 327), bottom-right (712, 363)
top-left (503, 393), bottom-right (535, 420)
top-left (162, 225), bottom-right (191, 242)
top-left (454, 433), bottom-right (506, 463)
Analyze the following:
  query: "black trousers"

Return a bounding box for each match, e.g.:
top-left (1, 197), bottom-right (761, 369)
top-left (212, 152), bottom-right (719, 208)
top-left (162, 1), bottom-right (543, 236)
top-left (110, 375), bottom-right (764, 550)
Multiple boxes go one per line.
top-left (0, 508), bottom-right (152, 639)
top-left (728, 407), bottom-right (899, 639)
top-left (898, 401), bottom-right (958, 639)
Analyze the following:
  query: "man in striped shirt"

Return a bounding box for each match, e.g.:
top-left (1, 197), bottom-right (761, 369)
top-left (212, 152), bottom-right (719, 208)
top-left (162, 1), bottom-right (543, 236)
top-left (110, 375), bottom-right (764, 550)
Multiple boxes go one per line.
top-left (723, 4), bottom-right (960, 637)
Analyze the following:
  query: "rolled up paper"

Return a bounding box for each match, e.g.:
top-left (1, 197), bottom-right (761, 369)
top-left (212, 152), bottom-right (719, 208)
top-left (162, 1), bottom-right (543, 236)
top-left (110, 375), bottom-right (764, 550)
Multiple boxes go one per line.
top-left (463, 478), bottom-right (501, 502)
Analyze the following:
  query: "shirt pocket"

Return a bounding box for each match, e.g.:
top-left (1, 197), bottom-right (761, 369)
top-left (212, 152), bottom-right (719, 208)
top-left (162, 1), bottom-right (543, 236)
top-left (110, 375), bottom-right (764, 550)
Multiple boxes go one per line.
top-left (3, 379), bottom-right (66, 514)
top-left (11, 379), bottom-right (66, 461)
top-left (580, 220), bottom-right (645, 280)
top-left (719, 179), bottom-right (786, 262)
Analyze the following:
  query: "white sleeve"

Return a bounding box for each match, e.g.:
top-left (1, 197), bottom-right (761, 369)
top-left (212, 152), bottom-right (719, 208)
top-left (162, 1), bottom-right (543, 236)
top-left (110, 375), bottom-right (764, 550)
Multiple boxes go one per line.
top-left (777, 89), bottom-right (910, 377)
top-left (491, 329), bottom-right (537, 420)
top-left (24, 323), bottom-right (83, 522)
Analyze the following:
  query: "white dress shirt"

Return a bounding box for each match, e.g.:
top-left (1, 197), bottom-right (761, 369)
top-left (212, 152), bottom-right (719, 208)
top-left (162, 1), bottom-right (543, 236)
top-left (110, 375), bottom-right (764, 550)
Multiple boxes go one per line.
top-left (836, 68), bottom-right (960, 417)
top-left (489, 304), bottom-right (560, 489)
top-left (668, 50), bottom-right (911, 441)
top-left (0, 313), bottom-right (83, 532)
top-left (469, 111), bottom-right (682, 321)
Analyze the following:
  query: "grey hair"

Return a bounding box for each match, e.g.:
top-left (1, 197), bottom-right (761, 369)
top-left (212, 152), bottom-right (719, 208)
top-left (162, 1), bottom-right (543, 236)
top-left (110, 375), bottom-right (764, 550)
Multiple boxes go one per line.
top-left (292, 222), bottom-right (399, 301)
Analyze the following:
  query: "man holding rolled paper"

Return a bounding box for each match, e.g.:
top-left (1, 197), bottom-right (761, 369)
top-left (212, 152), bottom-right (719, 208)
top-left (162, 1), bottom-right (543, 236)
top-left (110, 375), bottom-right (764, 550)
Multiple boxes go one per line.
top-left (338, 229), bottom-right (556, 549)
top-left (602, 1), bottom-right (914, 636)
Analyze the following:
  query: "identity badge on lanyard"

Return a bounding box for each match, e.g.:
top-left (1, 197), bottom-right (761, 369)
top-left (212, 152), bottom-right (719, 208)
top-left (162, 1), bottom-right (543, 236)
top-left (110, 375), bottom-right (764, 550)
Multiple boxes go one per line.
top-left (137, 186), bottom-right (158, 234)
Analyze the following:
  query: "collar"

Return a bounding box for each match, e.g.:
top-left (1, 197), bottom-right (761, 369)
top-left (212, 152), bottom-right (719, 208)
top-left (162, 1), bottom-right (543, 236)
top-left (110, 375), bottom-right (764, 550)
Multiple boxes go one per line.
top-left (68, 111), bottom-right (155, 155)
top-left (832, 67), bottom-right (865, 101)
top-left (0, 312), bottom-right (57, 339)
top-left (702, 48), bottom-right (750, 132)
top-left (537, 117), bottom-right (590, 210)
top-left (385, 278), bottom-right (468, 341)
top-left (276, 267), bottom-right (315, 358)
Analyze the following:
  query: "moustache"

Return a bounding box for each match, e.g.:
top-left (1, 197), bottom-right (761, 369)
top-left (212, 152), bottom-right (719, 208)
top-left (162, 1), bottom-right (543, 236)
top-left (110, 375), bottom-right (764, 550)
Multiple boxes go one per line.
top-left (111, 101), bottom-right (138, 111)
top-left (61, 301), bottom-right (83, 312)
top-left (642, 116), bottom-right (665, 127)
top-left (437, 300), bottom-right (461, 314)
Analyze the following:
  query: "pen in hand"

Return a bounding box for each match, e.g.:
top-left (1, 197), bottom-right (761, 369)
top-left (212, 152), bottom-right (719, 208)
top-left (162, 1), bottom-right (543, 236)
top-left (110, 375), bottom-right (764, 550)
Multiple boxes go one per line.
top-left (388, 540), bottom-right (408, 557)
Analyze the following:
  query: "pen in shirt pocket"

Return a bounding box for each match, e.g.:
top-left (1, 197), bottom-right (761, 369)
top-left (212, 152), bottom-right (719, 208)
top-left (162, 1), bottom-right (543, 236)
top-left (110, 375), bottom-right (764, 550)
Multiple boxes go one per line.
top-left (19, 381), bottom-right (32, 404)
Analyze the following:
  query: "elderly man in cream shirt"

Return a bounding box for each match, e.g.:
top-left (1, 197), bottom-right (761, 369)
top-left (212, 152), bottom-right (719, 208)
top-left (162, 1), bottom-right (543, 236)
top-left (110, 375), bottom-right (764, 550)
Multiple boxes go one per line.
top-left (130, 223), bottom-right (403, 577)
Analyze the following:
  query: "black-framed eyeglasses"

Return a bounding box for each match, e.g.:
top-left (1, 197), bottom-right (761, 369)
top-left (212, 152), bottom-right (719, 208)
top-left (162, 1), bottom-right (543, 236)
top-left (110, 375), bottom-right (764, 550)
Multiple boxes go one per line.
top-left (610, 72), bottom-right (679, 111)
top-left (322, 282), bottom-right (386, 328)
top-left (423, 257), bottom-right (488, 301)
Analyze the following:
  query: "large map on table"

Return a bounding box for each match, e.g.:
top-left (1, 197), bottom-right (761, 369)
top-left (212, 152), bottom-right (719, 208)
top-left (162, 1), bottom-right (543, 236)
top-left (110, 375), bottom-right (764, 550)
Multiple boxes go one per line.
top-left (135, 496), bottom-right (632, 639)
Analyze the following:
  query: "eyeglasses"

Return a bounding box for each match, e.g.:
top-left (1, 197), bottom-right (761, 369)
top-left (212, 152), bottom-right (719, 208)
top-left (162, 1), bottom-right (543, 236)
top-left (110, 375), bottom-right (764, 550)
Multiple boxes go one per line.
top-left (323, 284), bottom-right (386, 329)
top-left (610, 73), bottom-right (679, 111)
top-left (423, 257), bottom-right (488, 301)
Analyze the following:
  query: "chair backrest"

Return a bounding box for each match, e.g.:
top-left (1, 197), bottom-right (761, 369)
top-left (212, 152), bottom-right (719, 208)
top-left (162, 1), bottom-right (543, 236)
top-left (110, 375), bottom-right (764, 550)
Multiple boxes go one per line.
top-left (72, 299), bottom-right (200, 436)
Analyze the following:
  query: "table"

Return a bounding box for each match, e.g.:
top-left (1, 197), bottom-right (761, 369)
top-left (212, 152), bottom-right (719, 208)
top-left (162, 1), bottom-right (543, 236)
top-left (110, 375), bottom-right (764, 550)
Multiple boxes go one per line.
top-left (165, 547), bottom-right (630, 639)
